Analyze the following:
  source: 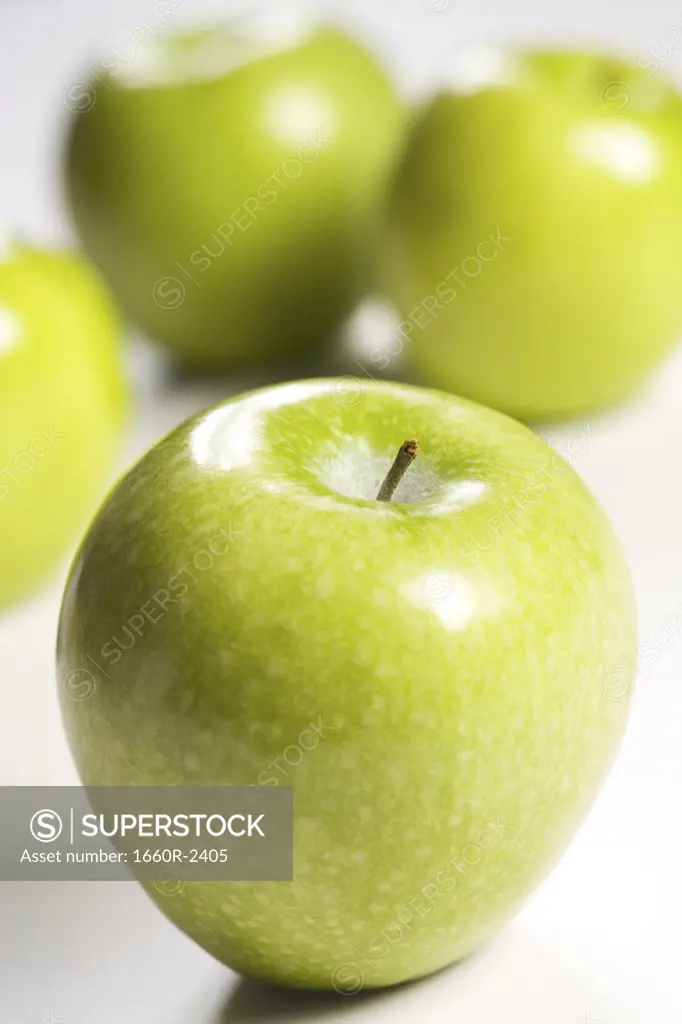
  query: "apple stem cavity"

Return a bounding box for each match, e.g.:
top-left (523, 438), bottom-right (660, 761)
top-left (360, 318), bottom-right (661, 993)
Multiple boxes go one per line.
top-left (377, 440), bottom-right (419, 502)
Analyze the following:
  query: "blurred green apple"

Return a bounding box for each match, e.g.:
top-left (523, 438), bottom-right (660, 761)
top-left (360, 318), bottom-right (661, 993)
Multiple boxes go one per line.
top-left (385, 47), bottom-right (682, 420)
top-left (58, 378), bottom-right (635, 990)
top-left (65, 11), bottom-right (404, 370)
top-left (0, 241), bottom-right (126, 606)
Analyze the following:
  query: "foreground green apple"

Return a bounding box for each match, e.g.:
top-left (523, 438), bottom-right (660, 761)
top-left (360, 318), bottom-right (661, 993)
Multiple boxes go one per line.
top-left (65, 13), bottom-right (404, 370)
top-left (0, 241), bottom-right (126, 607)
top-left (385, 47), bottom-right (682, 419)
top-left (58, 379), bottom-right (635, 989)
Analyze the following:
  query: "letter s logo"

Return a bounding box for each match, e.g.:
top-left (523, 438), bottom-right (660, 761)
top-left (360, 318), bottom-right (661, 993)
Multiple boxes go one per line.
top-left (30, 809), bottom-right (63, 843)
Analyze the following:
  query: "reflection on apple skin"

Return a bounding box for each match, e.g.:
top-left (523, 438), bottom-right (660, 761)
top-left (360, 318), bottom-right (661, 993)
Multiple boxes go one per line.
top-left (570, 121), bottom-right (660, 183)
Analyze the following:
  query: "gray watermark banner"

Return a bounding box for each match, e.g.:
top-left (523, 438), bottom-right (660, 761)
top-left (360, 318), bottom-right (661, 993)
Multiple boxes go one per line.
top-left (0, 787), bottom-right (293, 882)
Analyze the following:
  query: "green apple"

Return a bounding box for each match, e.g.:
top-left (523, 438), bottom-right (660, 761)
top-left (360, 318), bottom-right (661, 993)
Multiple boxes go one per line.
top-left (57, 378), bottom-right (636, 989)
top-left (0, 240), bottom-right (126, 607)
top-left (65, 12), bottom-right (404, 370)
top-left (385, 46), bottom-right (682, 420)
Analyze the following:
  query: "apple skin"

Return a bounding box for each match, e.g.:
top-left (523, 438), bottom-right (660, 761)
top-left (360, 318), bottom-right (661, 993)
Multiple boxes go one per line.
top-left (57, 379), bottom-right (635, 989)
top-left (65, 18), bottom-right (404, 370)
top-left (385, 47), bottom-right (682, 420)
top-left (0, 242), bottom-right (126, 607)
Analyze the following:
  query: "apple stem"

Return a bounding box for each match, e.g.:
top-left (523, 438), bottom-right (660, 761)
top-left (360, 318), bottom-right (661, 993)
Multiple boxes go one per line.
top-left (377, 440), bottom-right (419, 502)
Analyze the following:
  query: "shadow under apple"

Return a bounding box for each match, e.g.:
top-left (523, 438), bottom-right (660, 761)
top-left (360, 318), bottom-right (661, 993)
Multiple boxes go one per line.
top-left (214, 978), bottom-right (392, 1022)
top-left (211, 926), bottom-right (633, 1024)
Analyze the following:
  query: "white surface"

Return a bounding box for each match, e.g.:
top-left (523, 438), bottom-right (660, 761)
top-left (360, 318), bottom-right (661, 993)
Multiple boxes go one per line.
top-left (2, 0), bottom-right (682, 1020)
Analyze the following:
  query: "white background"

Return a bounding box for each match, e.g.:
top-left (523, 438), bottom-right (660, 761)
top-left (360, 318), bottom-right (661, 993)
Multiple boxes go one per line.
top-left (1, 0), bottom-right (682, 1021)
